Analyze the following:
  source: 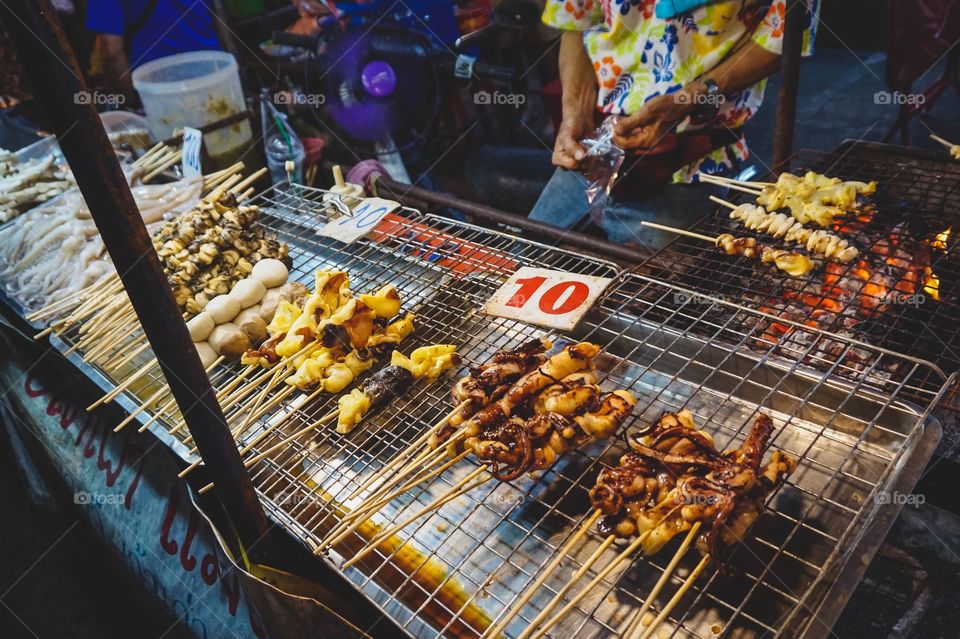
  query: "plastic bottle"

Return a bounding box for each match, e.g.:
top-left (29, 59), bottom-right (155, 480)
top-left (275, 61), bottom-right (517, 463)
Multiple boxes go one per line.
top-left (261, 89), bottom-right (304, 187)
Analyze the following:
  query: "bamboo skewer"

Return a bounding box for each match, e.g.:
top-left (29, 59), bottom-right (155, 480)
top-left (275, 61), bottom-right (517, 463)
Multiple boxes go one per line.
top-left (698, 173), bottom-right (770, 187)
top-left (483, 509), bottom-right (603, 639)
top-left (622, 522), bottom-right (702, 639)
top-left (240, 408), bottom-right (340, 469)
top-left (517, 535), bottom-right (619, 639)
top-left (197, 407), bottom-right (339, 495)
top-left (87, 357), bottom-right (157, 410)
top-left (527, 534), bottom-right (647, 639)
top-left (640, 221), bottom-right (718, 244)
top-left (138, 394), bottom-right (177, 433)
top-left (341, 466), bottom-right (492, 569)
top-left (318, 449), bottom-right (472, 553)
top-left (343, 401), bottom-right (469, 503)
top-left (635, 554), bottom-right (711, 639)
top-left (709, 194), bottom-right (738, 210)
top-left (523, 504), bottom-right (683, 639)
top-left (113, 356), bottom-right (224, 433)
top-left (699, 174), bottom-right (763, 194)
top-left (930, 133), bottom-right (957, 149)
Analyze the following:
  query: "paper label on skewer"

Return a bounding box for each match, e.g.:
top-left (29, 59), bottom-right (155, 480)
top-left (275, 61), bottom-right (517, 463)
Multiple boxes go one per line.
top-left (317, 197), bottom-right (401, 244)
top-left (482, 267), bottom-right (612, 330)
top-left (181, 127), bottom-right (203, 178)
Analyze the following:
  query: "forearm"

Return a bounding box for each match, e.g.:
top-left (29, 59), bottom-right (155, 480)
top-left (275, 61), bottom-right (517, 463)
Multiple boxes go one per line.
top-left (685, 40), bottom-right (780, 100)
top-left (558, 31), bottom-right (597, 120)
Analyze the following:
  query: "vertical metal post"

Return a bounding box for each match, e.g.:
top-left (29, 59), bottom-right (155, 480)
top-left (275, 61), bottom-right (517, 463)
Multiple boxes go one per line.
top-left (772, 0), bottom-right (807, 171)
top-left (2, 0), bottom-right (272, 559)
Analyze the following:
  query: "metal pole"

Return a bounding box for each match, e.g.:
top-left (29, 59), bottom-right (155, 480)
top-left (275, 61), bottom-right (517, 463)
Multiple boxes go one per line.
top-left (373, 176), bottom-right (653, 264)
top-left (2, 0), bottom-right (272, 558)
top-left (772, 0), bottom-right (807, 171)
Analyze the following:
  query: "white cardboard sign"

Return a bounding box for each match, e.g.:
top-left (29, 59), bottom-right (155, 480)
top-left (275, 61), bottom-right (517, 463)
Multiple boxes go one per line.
top-left (482, 266), bottom-right (612, 330)
top-left (180, 127), bottom-right (203, 178)
top-left (317, 197), bottom-right (400, 244)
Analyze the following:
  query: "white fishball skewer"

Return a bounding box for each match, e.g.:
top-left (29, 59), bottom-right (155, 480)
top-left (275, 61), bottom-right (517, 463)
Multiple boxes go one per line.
top-left (206, 294), bottom-right (241, 324)
top-left (230, 277), bottom-right (267, 308)
top-left (195, 341), bottom-right (218, 369)
top-left (251, 258), bottom-right (288, 288)
top-left (186, 312), bottom-right (215, 342)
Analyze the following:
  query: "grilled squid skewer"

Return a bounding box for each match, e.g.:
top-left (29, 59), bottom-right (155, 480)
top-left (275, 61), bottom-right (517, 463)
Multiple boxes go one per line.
top-left (730, 203), bottom-right (859, 262)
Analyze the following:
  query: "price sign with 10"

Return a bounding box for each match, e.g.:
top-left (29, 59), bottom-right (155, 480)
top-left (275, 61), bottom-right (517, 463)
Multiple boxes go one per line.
top-left (482, 266), bottom-right (613, 330)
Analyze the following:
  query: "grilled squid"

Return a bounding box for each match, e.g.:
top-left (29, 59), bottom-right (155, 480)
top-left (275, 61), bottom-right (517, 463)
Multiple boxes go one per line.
top-left (731, 204), bottom-right (858, 262)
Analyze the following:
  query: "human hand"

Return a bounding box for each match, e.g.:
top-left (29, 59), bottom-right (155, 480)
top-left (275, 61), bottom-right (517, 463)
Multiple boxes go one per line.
top-left (612, 90), bottom-right (696, 153)
top-left (552, 113), bottom-right (595, 170)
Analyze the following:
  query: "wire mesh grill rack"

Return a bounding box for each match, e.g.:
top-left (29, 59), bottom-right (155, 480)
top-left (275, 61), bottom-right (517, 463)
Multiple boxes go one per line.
top-left (44, 182), bottom-right (953, 638)
top-left (641, 141), bottom-right (960, 408)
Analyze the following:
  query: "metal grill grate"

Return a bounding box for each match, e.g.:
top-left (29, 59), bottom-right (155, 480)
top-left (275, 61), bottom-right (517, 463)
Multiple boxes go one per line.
top-left (641, 141), bottom-right (960, 407)
top-left (47, 182), bottom-right (954, 638)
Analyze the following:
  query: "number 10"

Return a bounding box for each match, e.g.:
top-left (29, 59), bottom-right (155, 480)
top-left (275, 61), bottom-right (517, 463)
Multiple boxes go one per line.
top-left (505, 276), bottom-right (590, 315)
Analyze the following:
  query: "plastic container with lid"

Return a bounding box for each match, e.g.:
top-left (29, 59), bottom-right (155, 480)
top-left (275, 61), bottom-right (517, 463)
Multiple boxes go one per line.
top-left (132, 51), bottom-right (252, 159)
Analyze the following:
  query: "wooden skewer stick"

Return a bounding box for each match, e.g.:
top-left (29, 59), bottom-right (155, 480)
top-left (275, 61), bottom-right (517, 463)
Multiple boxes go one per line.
top-left (229, 167), bottom-right (268, 194)
top-left (234, 385), bottom-right (302, 454)
top-left (699, 174), bottom-right (763, 195)
top-left (115, 356), bottom-right (224, 433)
top-left (930, 133), bottom-right (956, 148)
top-left (528, 534), bottom-right (648, 639)
top-left (138, 394), bottom-right (177, 433)
top-left (318, 450), bottom-right (472, 553)
top-left (183, 384), bottom-right (296, 470)
top-left (708, 194), bottom-right (737, 210)
top-left (241, 408), bottom-right (340, 469)
top-left (113, 387), bottom-right (166, 433)
top-left (344, 401), bottom-right (470, 502)
top-left (622, 522), bottom-right (702, 639)
top-left (357, 434), bottom-right (465, 510)
top-left (87, 357), bottom-right (157, 410)
top-left (697, 173), bottom-right (771, 187)
top-left (341, 466), bottom-right (491, 569)
top-left (635, 554), bottom-right (711, 639)
top-left (640, 221), bottom-right (717, 244)
top-left (523, 504), bottom-right (683, 639)
top-left (517, 535), bottom-right (619, 639)
top-left (483, 509), bottom-right (603, 639)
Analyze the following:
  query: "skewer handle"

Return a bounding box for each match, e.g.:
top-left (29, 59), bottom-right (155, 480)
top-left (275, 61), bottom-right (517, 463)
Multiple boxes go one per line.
top-left (640, 221), bottom-right (717, 244)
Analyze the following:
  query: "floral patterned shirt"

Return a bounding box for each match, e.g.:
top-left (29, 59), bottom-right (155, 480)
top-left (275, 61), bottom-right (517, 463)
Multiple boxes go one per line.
top-left (542, 0), bottom-right (819, 182)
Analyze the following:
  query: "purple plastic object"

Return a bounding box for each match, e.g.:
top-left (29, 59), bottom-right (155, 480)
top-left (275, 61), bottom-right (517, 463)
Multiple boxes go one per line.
top-left (361, 60), bottom-right (397, 97)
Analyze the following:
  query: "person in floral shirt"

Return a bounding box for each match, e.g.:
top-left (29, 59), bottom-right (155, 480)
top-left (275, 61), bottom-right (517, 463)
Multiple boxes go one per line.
top-left (529, 0), bottom-right (819, 248)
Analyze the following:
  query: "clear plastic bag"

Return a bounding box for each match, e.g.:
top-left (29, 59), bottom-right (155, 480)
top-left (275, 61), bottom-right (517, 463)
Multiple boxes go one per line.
top-left (581, 115), bottom-right (625, 206)
top-left (580, 116), bottom-right (625, 227)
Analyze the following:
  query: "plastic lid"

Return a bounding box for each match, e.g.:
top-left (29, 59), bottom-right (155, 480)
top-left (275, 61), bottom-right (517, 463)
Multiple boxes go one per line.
top-left (132, 51), bottom-right (238, 95)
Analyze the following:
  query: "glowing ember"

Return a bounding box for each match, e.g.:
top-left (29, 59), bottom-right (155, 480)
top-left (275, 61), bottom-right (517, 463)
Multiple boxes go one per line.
top-left (931, 227), bottom-right (951, 251)
top-left (923, 267), bottom-right (941, 301)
